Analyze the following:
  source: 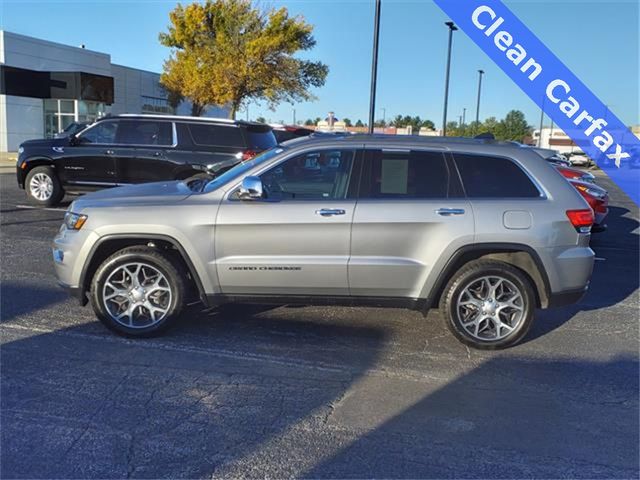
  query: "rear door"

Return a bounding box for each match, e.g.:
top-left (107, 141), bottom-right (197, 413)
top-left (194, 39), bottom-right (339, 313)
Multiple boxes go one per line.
top-left (59, 119), bottom-right (120, 186)
top-left (115, 119), bottom-right (177, 184)
top-left (349, 148), bottom-right (474, 299)
top-left (215, 148), bottom-right (360, 296)
top-left (184, 123), bottom-right (247, 174)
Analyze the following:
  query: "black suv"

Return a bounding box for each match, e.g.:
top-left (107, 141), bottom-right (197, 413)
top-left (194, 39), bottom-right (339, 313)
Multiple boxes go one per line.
top-left (16, 114), bottom-right (276, 206)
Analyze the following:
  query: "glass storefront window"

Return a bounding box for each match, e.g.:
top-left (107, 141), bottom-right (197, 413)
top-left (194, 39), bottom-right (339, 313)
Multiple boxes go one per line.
top-left (43, 100), bottom-right (109, 138)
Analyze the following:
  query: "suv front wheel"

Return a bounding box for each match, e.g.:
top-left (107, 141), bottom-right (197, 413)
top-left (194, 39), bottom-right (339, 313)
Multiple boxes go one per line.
top-left (90, 246), bottom-right (186, 336)
top-left (25, 166), bottom-right (65, 206)
top-left (440, 260), bottom-right (535, 349)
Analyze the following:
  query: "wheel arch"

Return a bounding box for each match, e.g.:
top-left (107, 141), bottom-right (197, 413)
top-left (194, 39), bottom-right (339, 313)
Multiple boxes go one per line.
top-left (19, 157), bottom-right (55, 187)
top-left (79, 234), bottom-right (208, 307)
top-left (426, 243), bottom-right (551, 310)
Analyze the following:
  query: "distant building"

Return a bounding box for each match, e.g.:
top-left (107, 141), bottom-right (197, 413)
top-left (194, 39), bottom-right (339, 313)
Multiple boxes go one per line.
top-left (0, 30), bottom-right (229, 152)
top-left (533, 125), bottom-right (640, 154)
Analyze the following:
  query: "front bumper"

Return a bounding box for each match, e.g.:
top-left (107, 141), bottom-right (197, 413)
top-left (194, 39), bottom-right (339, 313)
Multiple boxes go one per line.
top-left (57, 281), bottom-right (88, 305)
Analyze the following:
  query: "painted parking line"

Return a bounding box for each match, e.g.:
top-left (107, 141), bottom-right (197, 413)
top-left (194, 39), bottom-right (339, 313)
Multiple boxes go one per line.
top-left (15, 204), bottom-right (67, 212)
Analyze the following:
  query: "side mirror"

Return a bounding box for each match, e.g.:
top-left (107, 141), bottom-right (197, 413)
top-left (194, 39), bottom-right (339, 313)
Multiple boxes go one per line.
top-left (238, 176), bottom-right (263, 200)
top-left (68, 134), bottom-right (80, 146)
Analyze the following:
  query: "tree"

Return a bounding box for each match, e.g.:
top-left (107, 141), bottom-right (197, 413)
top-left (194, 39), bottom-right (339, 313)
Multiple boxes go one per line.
top-left (498, 110), bottom-right (531, 141)
top-left (342, 118), bottom-right (352, 127)
top-left (256, 116), bottom-right (266, 123)
top-left (159, 0), bottom-right (329, 118)
top-left (355, 119), bottom-right (364, 128)
top-left (374, 119), bottom-right (387, 128)
top-left (303, 118), bottom-right (314, 126)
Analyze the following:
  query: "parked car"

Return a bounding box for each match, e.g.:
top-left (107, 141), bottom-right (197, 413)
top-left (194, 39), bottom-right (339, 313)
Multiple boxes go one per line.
top-left (568, 179), bottom-right (609, 231)
top-left (54, 121), bottom-right (91, 138)
top-left (17, 114), bottom-right (276, 206)
top-left (554, 164), bottom-right (596, 183)
top-left (567, 151), bottom-right (593, 167)
top-left (53, 135), bottom-right (595, 349)
top-left (270, 124), bottom-right (315, 143)
top-left (529, 147), bottom-right (572, 167)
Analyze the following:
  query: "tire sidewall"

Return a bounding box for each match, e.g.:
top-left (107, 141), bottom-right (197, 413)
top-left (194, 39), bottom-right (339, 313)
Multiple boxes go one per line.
top-left (444, 264), bottom-right (535, 349)
top-left (91, 250), bottom-right (184, 337)
top-left (25, 166), bottom-right (63, 206)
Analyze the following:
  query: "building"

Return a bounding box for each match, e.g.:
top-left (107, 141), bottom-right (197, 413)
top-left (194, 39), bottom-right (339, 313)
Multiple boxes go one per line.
top-left (0, 30), bottom-right (229, 152)
top-left (533, 125), bottom-right (640, 154)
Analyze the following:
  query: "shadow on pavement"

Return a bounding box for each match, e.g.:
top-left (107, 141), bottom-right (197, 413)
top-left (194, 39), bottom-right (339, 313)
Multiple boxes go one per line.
top-left (305, 355), bottom-right (639, 478)
top-left (1, 316), bottom-right (387, 478)
top-left (0, 283), bottom-right (67, 323)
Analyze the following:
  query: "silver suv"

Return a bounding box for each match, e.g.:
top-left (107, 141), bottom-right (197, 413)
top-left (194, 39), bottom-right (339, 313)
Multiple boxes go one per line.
top-left (53, 135), bottom-right (595, 349)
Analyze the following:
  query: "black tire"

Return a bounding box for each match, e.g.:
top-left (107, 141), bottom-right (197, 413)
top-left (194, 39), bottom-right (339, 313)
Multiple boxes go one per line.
top-left (25, 165), bottom-right (64, 206)
top-left (439, 260), bottom-right (535, 350)
top-left (90, 246), bottom-right (186, 337)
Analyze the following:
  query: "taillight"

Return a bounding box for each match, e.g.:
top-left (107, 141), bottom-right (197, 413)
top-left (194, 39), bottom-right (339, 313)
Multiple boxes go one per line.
top-left (566, 209), bottom-right (594, 233)
top-left (242, 150), bottom-right (257, 161)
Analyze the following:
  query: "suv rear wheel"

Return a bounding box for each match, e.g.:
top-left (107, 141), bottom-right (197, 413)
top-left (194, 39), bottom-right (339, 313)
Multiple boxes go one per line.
top-left (440, 260), bottom-right (535, 349)
top-left (90, 246), bottom-right (186, 336)
top-left (25, 166), bottom-right (64, 206)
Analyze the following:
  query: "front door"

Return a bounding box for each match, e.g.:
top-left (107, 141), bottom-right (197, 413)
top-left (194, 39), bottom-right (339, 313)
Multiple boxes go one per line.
top-left (58, 119), bottom-right (119, 186)
top-left (349, 148), bottom-right (474, 299)
top-left (215, 148), bottom-right (360, 296)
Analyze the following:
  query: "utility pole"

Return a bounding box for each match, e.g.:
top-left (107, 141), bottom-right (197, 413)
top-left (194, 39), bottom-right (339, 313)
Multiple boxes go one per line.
top-left (442, 21), bottom-right (458, 136)
top-left (474, 69), bottom-right (485, 134)
top-left (368, 0), bottom-right (382, 134)
top-left (538, 97), bottom-right (545, 147)
top-left (462, 107), bottom-right (466, 126)
top-left (292, 108), bottom-right (296, 125)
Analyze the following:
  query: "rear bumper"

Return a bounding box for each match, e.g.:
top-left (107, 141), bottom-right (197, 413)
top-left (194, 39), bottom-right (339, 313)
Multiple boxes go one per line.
top-left (548, 286), bottom-right (588, 308)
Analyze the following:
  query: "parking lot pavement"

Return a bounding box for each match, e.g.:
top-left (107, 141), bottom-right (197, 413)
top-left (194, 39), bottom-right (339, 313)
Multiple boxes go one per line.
top-left (1, 170), bottom-right (638, 478)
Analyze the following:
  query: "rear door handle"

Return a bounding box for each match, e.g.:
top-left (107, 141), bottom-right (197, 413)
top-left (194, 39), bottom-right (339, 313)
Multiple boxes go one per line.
top-left (153, 151), bottom-right (164, 157)
top-left (436, 208), bottom-right (465, 216)
top-left (315, 208), bottom-right (346, 217)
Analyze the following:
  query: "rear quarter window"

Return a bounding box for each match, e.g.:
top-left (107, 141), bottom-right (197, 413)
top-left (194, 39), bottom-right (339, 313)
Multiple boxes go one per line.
top-left (453, 153), bottom-right (540, 198)
top-left (187, 123), bottom-right (244, 148)
top-left (244, 126), bottom-right (277, 150)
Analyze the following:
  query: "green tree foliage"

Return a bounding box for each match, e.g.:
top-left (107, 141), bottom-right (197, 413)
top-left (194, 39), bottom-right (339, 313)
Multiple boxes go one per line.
top-left (355, 119), bottom-right (364, 128)
top-left (159, 0), bottom-right (329, 118)
top-left (342, 118), bottom-right (352, 127)
top-left (391, 115), bottom-right (436, 132)
top-left (255, 116), bottom-right (266, 123)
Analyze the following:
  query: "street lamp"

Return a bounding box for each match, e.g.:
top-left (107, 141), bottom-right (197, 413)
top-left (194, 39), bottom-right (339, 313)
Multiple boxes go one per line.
top-left (368, 0), bottom-right (382, 134)
top-left (474, 69), bottom-right (485, 134)
top-left (442, 21), bottom-right (458, 137)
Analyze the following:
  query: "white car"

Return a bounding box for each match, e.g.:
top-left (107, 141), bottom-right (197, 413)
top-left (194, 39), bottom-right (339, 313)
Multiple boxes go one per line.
top-left (568, 152), bottom-right (592, 167)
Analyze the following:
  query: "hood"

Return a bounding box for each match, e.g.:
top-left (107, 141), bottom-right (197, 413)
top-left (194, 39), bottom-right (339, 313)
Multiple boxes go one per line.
top-left (72, 181), bottom-right (194, 210)
top-left (20, 137), bottom-right (68, 148)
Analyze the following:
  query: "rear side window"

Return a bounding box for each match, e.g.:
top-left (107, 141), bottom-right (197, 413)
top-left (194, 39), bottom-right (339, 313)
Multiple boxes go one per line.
top-left (188, 124), bottom-right (244, 147)
top-left (244, 126), bottom-right (277, 150)
top-left (116, 120), bottom-right (173, 146)
top-left (454, 153), bottom-right (540, 198)
top-left (359, 149), bottom-right (450, 199)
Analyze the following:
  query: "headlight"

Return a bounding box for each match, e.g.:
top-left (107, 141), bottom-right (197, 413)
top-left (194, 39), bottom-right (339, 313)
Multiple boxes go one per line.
top-left (18, 146), bottom-right (24, 155)
top-left (64, 212), bottom-right (88, 230)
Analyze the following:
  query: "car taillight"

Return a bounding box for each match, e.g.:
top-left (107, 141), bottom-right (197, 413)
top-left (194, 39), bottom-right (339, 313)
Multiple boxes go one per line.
top-left (566, 209), bottom-right (594, 233)
top-left (242, 150), bottom-right (257, 161)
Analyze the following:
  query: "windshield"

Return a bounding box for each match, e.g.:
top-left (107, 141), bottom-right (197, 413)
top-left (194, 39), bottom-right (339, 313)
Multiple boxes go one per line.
top-left (203, 146), bottom-right (285, 193)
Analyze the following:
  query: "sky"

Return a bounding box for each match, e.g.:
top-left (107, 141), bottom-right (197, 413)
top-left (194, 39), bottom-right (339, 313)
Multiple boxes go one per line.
top-left (1, 0), bottom-right (638, 128)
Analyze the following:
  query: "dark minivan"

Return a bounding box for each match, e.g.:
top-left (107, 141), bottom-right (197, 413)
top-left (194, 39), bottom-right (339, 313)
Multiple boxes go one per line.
top-left (16, 114), bottom-right (276, 206)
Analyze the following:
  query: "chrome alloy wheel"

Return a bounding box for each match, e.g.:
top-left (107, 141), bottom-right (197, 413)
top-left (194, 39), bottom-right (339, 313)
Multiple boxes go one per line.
top-left (456, 276), bottom-right (525, 341)
top-left (29, 173), bottom-right (53, 201)
top-left (102, 263), bottom-right (172, 328)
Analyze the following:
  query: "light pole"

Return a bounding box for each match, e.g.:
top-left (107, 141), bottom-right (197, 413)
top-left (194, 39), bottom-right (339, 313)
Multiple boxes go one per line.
top-left (474, 69), bottom-right (485, 134)
top-left (442, 21), bottom-right (458, 136)
top-left (292, 108), bottom-right (296, 125)
top-left (382, 107), bottom-right (386, 125)
top-left (462, 107), bottom-right (466, 126)
top-left (538, 96), bottom-right (545, 147)
top-left (368, 0), bottom-right (382, 134)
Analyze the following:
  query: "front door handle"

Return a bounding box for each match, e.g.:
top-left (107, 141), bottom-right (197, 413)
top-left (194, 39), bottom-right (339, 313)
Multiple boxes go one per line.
top-left (436, 208), bottom-right (465, 216)
top-left (315, 208), bottom-right (346, 217)
top-left (153, 151), bottom-right (163, 157)
top-left (105, 149), bottom-right (115, 155)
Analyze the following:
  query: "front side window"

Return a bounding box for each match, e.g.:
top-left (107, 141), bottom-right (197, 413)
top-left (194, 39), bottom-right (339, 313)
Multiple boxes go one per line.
top-left (115, 120), bottom-right (173, 146)
top-left (78, 120), bottom-right (118, 144)
top-left (359, 149), bottom-right (450, 199)
top-left (453, 153), bottom-right (540, 198)
top-left (260, 149), bottom-right (355, 200)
